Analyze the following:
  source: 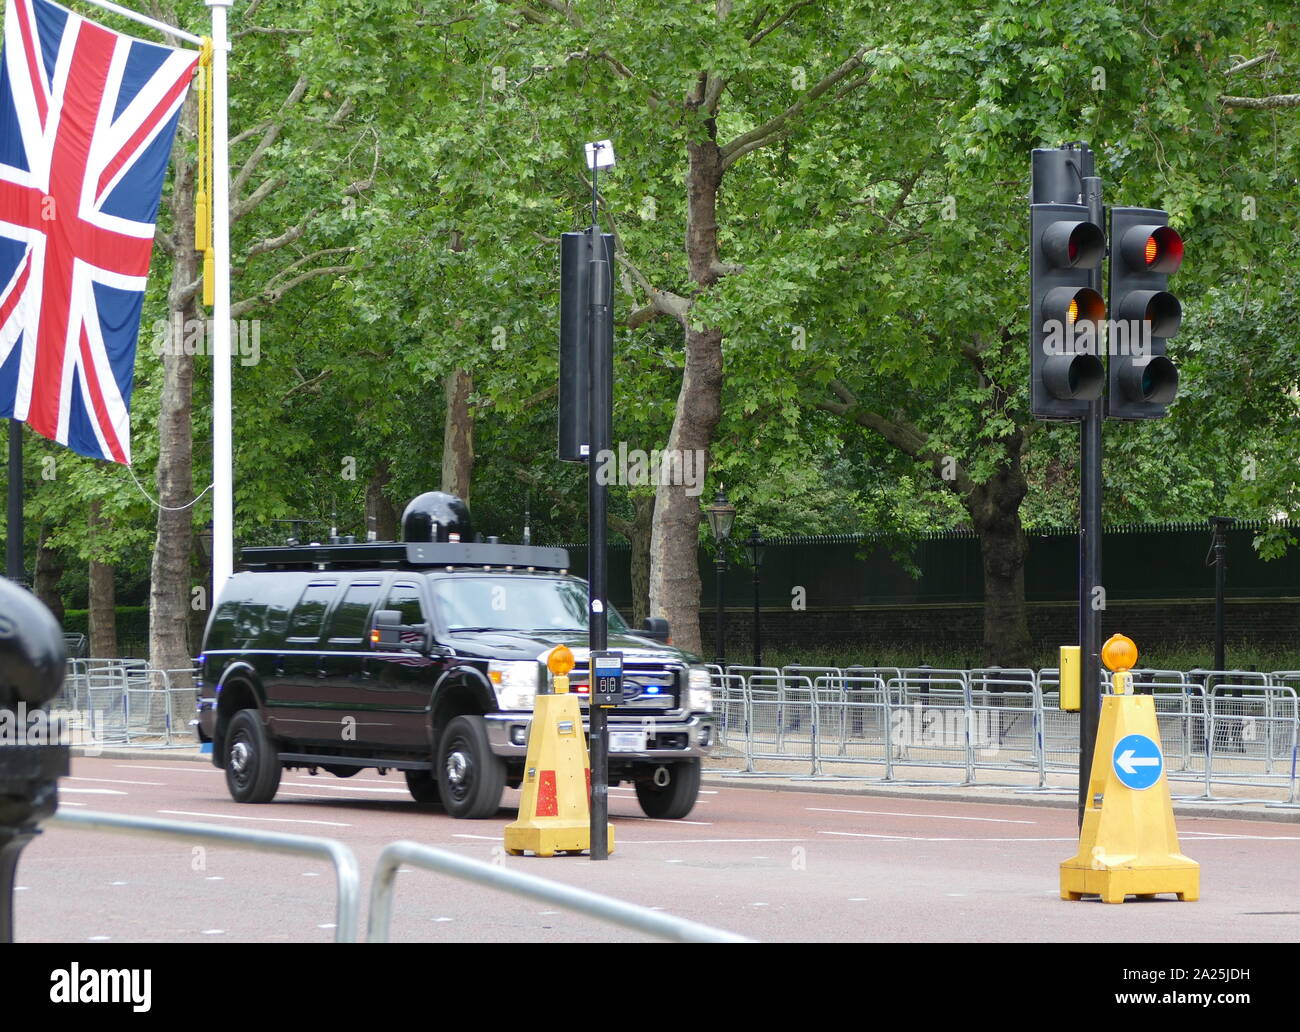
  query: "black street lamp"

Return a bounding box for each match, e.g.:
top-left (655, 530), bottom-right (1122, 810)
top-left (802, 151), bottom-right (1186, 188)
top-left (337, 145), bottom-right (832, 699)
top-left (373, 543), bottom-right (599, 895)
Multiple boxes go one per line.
top-left (705, 489), bottom-right (736, 668)
top-left (745, 530), bottom-right (765, 668)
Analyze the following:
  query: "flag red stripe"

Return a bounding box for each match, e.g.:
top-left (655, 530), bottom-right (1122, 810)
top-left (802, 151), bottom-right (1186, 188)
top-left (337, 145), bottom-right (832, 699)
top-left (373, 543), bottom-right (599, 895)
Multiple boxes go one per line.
top-left (76, 322), bottom-right (125, 464)
top-left (96, 58), bottom-right (198, 202)
top-left (0, 251), bottom-right (31, 328)
top-left (13, 0), bottom-right (48, 125)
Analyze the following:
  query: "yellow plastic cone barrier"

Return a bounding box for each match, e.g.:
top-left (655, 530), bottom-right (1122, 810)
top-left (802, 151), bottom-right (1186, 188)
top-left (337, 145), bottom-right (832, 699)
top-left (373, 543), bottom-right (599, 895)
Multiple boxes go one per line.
top-left (504, 645), bottom-right (614, 858)
top-left (1060, 635), bottom-right (1198, 903)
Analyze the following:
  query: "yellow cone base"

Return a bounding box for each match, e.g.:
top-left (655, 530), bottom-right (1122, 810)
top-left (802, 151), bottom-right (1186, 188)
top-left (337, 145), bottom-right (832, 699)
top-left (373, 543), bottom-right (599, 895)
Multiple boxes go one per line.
top-left (503, 685), bottom-right (612, 858)
top-left (1059, 694), bottom-right (1199, 905)
top-left (503, 823), bottom-right (614, 859)
top-left (1060, 858), bottom-right (1199, 904)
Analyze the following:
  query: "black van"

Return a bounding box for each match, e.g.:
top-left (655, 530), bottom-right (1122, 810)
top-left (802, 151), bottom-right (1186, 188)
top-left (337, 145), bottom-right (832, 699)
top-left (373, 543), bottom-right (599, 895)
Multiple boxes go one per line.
top-left (196, 494), bottom-right (715, 819)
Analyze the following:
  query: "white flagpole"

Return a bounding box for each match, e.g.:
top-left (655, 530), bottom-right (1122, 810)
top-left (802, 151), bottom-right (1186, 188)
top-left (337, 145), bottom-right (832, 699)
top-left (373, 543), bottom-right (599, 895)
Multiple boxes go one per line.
top-left (77, 0), bottom-right (206, 45)
top-left (208, 0), bottom-right (234, 596)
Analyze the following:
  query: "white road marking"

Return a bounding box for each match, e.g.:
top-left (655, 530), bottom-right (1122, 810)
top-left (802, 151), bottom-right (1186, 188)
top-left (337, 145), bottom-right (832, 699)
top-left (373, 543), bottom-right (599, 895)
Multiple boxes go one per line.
top-left (433, 917), bottom-right (454, 922)
top-left (276, 790), bottom-right (409, 801)
top-left (318, 923), bottom-right (336, 929)
top-left (807, 807), bottom-right (1036, 825)
top-left (283, 781), bottom-right (409, 794)
top-left (87, 935), bottom-right (111, 941)
top-left (665, 859), bottom-right (683, 864)
top-left (620, 837), bottom-right (807, 845)
top-left (820, 831), bottom-right (1077, 842)
top-left (205, 876), bottom-right (224, 881)
top-left (110, 881), bottom-right (127, 886)
top-left (752, 902), bottom-right (769, 907)
top-left (456, 833), bottom-right (807, 845)
top-left (159, 809), bottom-right (351, 828)
top-left (202, 929), bottom-right (225, 935)
top-left (61, 788), bottom-right (127, 795)
top-left (115, 765), bottom-right (217, 774)
top-left (302, 872), bottom-right (320, 877)
top-left (68, 777), bottom-right (164, 786)
top-left (1180, 826), bottom-right (1300, 837)
top-left (288, 775), bottom-right (403, 786)
top-left (58, 801), bottom-right (86, 807)
top-left (616, 816), bottom-right (713, 826)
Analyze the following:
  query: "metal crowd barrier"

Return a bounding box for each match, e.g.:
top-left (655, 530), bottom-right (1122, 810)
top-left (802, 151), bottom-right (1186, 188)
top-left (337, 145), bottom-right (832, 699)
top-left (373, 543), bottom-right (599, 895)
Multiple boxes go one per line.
top-left (57, 660), bottom-right (199, 748)
top-left (44, 810), bottom-right (750, 943)
top-left (368, 840), bottom-right (752, 943)
top-left (49, 808), bottom-right (361, 942)
top-left (711, 664), bottom-right (1300, 801)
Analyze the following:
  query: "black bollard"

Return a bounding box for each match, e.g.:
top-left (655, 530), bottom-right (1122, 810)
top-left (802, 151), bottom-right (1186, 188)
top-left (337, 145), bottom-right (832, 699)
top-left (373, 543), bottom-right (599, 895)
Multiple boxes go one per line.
top-left (0, 576), bottom-right (69, 943)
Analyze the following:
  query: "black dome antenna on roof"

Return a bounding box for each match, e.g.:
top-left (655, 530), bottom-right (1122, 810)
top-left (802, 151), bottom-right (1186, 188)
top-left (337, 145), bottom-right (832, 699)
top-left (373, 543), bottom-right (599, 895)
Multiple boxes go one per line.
top-left (402, 491), bottom-right (474, 544)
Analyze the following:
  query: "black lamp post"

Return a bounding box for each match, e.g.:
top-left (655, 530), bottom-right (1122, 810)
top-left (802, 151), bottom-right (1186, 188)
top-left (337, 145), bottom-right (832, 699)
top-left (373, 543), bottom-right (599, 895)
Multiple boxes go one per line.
top-left (1209, 516), bottom-right (1233, 671)
top-left (745, 530), bottom-right (765, 668)
top-left (705, 489), bottom-right (736, 668)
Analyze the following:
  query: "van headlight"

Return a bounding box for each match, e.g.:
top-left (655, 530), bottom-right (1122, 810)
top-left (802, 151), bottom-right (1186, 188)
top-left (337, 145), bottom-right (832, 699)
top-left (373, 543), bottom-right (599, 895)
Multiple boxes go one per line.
top-left (687, 666), bottom-right (713, 713)
top-left (489, 661), bottom-right (541, 710)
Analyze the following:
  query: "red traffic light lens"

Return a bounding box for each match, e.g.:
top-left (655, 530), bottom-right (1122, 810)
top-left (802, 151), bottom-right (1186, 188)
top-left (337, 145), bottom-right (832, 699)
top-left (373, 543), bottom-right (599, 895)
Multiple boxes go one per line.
top-left (1042, 220), bottom-right (1104, 270)
top-left (1145, 226), bottom-right (1182, 271)
top-left (1125, 224), bottom-right (1183, 274)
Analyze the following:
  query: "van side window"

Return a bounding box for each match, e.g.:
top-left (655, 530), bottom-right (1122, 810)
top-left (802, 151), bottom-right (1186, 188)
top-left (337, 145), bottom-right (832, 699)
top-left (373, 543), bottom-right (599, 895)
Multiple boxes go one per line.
top-left (288, 582), bottom-right (337, 641)
top-left (234, 602), bottom-right (265, 641)
top-left (384, 582), bottom-right (425, 624)
top-left (327, 581), bottom-right (383, 644)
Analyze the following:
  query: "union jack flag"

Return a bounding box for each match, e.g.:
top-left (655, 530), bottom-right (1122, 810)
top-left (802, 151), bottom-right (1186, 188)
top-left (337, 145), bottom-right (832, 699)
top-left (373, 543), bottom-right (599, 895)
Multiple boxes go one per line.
top-left (0, 0), bottom-right (197, 463)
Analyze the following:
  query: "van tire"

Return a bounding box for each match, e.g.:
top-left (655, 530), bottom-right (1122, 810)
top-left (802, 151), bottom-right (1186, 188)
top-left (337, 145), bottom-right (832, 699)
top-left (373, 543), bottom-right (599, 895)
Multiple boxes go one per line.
top-left (634, 759), bottom-right (701, 819)
top-left (437, 715), bottom-right (506, 819)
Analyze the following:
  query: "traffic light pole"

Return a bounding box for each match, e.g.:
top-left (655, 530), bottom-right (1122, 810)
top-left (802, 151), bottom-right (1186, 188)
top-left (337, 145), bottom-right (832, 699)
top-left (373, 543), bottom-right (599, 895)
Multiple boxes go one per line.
top-left (1078, 173), bottom-right (1104, 830)
top-left (586, 157), bottom-right (612, 861)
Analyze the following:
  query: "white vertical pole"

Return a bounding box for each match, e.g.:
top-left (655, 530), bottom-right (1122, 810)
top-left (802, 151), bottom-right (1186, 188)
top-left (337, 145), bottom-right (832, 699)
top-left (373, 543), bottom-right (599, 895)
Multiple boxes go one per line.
top-left (207, 0), bottom-right (234, 596)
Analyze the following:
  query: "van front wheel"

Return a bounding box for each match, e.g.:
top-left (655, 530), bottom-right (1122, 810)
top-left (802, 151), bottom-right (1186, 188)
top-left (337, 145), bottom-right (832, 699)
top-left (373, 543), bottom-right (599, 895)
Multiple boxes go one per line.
top-left (437, 715), bottom-right (506, 819)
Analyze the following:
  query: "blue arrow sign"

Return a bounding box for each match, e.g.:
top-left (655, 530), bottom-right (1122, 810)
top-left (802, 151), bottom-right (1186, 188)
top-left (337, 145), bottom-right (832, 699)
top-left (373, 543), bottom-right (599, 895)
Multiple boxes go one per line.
top-left (1112, 733), bottom-right (1164, 790)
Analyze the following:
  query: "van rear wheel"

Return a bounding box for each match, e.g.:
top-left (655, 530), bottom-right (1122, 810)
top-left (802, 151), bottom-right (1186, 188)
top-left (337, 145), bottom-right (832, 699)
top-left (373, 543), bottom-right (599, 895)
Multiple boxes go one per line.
top-left (224, 709), bottom-right (281, 803)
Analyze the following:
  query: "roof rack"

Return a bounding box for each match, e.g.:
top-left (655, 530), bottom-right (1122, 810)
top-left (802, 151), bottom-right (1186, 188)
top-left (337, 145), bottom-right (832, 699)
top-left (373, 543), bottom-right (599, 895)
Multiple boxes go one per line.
top-left (240, 540), bottom-right (571, 573)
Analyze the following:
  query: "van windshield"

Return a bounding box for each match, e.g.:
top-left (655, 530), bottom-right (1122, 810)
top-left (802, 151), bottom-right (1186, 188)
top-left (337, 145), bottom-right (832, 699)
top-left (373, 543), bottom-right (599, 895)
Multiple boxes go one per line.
top-left (430, 577), bottom-right (629, 635)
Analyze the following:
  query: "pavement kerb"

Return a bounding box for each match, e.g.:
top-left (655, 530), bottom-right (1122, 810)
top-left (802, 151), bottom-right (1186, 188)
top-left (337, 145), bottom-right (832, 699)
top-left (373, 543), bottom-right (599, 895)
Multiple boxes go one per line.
top-left (73, 744), bottom-right (1300, 824)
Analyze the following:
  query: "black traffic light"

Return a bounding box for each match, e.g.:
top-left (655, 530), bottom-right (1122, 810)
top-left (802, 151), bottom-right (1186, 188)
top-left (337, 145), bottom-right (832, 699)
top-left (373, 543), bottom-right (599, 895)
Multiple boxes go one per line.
top-left (1030, 203), bottom-right (1107, 420)
top-left (1105, 207), bottom-right (1182, 420)
top-left (557, 230), bottom-right (614, 461)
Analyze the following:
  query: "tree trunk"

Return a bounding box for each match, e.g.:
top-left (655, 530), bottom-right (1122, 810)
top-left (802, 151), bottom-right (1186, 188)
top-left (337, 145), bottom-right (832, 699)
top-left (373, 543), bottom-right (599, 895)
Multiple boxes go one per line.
top-left (441, 368), bottom-right (474, 502)
top-left (88, 501), bottom-right (117, 658)
top-left (648, 125), bottom-right (726, 656)
top-left (629, 493), bottom-right (654, 626)
top-left (966, 456), bottom-right (1032, 667)
top-left (33, 523), bottom-right (64, 626)
top-left (149, 102), bottom-right (198, 692)
top-left (366, 458), bottom-right (398, 540)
